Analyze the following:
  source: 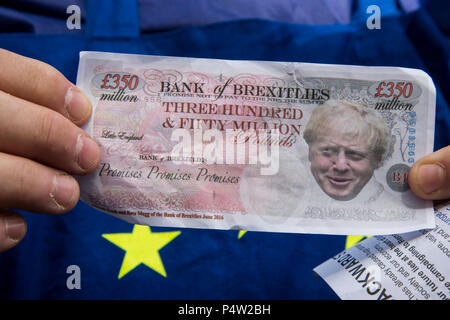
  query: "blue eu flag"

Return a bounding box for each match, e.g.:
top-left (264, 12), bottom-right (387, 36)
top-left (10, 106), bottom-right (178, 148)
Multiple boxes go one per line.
top-left (0, 0), bottom-right (448, 299)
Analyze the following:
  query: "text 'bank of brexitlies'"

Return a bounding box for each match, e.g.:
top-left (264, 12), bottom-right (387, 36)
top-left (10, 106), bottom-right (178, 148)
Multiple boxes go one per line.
top-left (76, 51), bottom-right (436, 235)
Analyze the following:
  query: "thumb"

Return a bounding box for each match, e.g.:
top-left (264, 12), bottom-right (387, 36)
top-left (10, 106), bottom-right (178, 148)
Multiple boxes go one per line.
top-left (0, 210), bottom-right (27, 253)
top-left (409, 146), bottom-right (450, 200)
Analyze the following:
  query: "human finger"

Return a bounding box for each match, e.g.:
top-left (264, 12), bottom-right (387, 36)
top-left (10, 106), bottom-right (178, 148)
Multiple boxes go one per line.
top-left (408, 146), bottom-right (450, 200)
top-left (0, 210), bottom-right (27, 253)
top-left (0, 90), bottom-right (100, 174)
top-left (0, 152), bottom-right (80, 214)
top-left (0, 49), bottom-right (91, 126)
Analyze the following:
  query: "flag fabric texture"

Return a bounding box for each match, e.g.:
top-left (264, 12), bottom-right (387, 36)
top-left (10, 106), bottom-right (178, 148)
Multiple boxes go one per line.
top-left (0, 0), bottom-right (448, 299)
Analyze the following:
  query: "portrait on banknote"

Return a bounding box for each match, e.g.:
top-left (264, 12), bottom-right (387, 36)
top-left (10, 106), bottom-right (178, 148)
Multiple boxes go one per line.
top-left (303, 99), bottom-right (400, 204)
top-left (240, 98), bottom-right (407, 226)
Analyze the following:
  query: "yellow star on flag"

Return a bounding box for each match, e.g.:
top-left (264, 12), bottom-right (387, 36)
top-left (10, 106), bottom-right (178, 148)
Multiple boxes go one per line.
top-left (237, 230), bottom-right (247, 239)
top-left (238, 231), bottom-right (370, 250)
top-left (102, 225), bottom-right (181, 279)
top-left (345, 235), bottom-right (371, 249)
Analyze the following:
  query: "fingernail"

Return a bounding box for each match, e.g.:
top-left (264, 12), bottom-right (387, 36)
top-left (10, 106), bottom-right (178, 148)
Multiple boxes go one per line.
top-left (65, 86), bottom-right (91, 122)
top-left (5, 214), bottom-right (26, 241)
top-left (51, 174), bottom-right (76, 209)
top-left (75, 134), bottom-right (100, 171)
top-left (417, 163), bottom-right (446, 194)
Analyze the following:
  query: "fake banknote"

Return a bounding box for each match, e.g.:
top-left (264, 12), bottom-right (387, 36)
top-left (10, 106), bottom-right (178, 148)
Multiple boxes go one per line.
top-left (76, 51), bottom-right (436, 235)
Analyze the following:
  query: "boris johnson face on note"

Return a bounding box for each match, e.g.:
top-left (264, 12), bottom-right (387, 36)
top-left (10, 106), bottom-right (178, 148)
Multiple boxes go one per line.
top-left (303, 100), bottom-right (389, 201)
top-left (307, 129), bottom-right (380, 201)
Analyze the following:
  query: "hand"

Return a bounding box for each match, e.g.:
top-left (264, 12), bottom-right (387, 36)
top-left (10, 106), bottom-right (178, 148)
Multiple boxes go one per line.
top-left (409, 146), bottom-right (450, 200)
top-left (0, 49), bottom-right (100, 253)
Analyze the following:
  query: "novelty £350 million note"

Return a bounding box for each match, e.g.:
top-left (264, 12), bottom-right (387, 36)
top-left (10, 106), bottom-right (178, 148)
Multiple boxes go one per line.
top-left (76, 51), bottom-right (436, 235)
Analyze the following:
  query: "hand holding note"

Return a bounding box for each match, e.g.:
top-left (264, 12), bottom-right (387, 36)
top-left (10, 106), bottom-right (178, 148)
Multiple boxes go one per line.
top-left (409, 146), bottom-right (450, 200)
top-left (0, 49), bottom-right (100, 253)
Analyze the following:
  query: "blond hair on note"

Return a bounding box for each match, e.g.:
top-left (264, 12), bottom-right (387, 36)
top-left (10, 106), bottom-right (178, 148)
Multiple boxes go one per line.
top-left (303, 99), bottom-right (390, 164)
